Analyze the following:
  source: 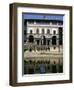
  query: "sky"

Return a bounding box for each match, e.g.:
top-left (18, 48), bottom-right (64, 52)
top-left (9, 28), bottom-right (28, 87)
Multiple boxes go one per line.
top-left (23, 13), bottom-right (63, 21)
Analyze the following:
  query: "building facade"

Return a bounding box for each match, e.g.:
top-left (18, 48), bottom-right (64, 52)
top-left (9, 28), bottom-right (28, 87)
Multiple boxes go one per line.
top-left (24, 19), bottom-right (63, 52)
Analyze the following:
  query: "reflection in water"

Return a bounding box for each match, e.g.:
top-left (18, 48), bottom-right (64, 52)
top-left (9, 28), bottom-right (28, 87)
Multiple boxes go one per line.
top-left (24, 57), bottom-right (63, 74)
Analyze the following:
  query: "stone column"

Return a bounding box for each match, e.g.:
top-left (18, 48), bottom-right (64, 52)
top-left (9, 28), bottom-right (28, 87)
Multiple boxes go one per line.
top-left (50, 39), bottom-right (52, 52)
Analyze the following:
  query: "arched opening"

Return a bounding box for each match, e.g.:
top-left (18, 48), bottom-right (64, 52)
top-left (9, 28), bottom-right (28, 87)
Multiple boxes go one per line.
top-left (52, 36), bottom-right (56, 45)
top-left (28, 35), bottom-right (34, 43)
top-left (53, 30), bottom-right (56, 34)
top-left (36, 28), bottom-right (39, 34)
top-left (42, 29), bottom-right (45, 34)
top-left (47, 29), bottom-right (50, 34)
top-left (41, 36), bottom-right (46, 45)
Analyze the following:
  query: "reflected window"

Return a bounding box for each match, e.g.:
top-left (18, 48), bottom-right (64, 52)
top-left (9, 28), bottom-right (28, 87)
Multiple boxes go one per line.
top-left (52, 65), bottom-right (57, 73)
top-left (58, 65), bottom-right (63, 73)
top-left (28, 68), bottom-right (34, 74)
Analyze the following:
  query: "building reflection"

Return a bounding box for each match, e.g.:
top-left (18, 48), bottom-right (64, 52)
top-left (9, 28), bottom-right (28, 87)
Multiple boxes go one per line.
top-left (24, 57), bottom-right (63, 74)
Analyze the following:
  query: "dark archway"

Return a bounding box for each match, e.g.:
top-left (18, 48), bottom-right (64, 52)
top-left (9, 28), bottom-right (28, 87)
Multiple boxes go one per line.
top-left (47, 40), bottom-right (50, 45)
top-left (37, 40), bottom-right (40, 45)
top-left (41, 36), bottom-right (46, 45)
top-left (52, 36), bottom-right (56, 45)
top-left (29, 35), bottom-right (34, 43)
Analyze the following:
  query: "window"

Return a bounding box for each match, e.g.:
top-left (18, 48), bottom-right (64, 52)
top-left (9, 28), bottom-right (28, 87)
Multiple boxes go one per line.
top-left (36, 29), bottom-right (39, 34)
top-left (42, 29), bottom-right (44, 34)
top-left (47, 29), bottom-right (50, 34)
top-left (53, 30), bottom-right (56, 34)
top-left (52, 36), bottom-right (56, 45)
top-left (29, 35), bottom-right (34, 43)
top-left (30, 30), bottom-right (32, 34)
